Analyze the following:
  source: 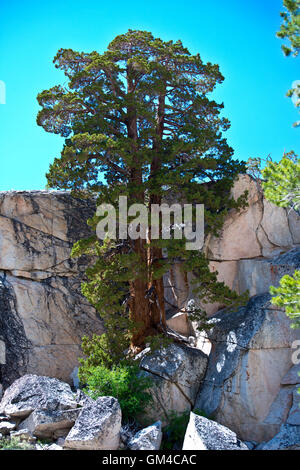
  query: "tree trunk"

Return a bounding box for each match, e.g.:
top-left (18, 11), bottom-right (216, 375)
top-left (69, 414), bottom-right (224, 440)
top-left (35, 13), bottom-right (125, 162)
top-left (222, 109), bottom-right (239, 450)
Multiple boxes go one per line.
top-left (127, 70), bottom-right (167, 350)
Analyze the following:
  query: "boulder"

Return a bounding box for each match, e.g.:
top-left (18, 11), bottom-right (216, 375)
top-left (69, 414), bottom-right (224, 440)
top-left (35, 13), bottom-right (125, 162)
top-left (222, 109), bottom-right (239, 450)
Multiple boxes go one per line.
top-left (139, 343), bottom-right (207, 424)
top-left (128, 421), bottom-right (162, 450)
top-left (18, 408), bottom-right (80, 439)
top-left (120, 422), bottom-right (141, 447)
top-left (195, 294), bottom-right (300, 442)
top-left (182, 412), bottom-right (248, 450)
top-left (64, 396), bottom-right (121, 450)
top-left (0, 375), bottom-right (77, 418)
top-left (75, 389), bottom-right (95, 408)
top-left (287, 387), bottom-right (300, 425)
top-left (257, 424), bottom-right (300, 450)
top-left (0, 421), bottom-right (16, 435)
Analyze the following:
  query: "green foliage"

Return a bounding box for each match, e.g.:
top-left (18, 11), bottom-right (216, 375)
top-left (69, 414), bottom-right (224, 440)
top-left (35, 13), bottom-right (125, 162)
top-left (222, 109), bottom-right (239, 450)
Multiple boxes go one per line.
top-left (262, 151), bottom-right (300, 215)
top-left (78, 332), bottom-right (129, 371)
top-left (246, 155), bottom-right (272, 180)
top-left (277, 0), bottom-right (300, 57)
top-left (37, 29), bottom-right (248, 349)
top-left (79, 362), bottom-right (153, 421)
top-left (262, 154), bottom-right (300, 330)
top-left (270, 270), bottom-right (300, 329)
top-left (0, 436), bottom-right (33, 450)
top-left (277, 1), bottom-right (300, 126)
top-left (161, 408), bottom-right (211, 450)
top-left (144, 334), bottom-right (173, 353)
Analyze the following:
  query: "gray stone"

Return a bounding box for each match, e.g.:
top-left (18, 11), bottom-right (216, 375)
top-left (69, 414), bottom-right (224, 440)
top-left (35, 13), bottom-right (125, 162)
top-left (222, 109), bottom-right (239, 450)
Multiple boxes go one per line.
top-left (120, 422), bottom-right (141, 446)
top-left (75, 389), bottom-right (94, 408)
top-left (183, 413), bottom-right (248, 450)
top-left (257, 424), bottom-right (300, 450)
top-left (195, 293), bottom-right (300, 442)
top-left (287, 386), bottom-right (300, 425)
top-left (263, 386), bottom-right (294, 426)
top-left (236, 248), bottom-right (300, 298)
top-left (0, 340), bottom-right (5, 365)
top-left (0, 374), bottom-right (77, 418)
top-left (56, 437), bottom-right (65, 447)
top-left (166, 312), bottom-right (191, 337)
top-left (0, 191), bottom-right (103, 387)
top-left (244, 441), bottom-right (257, 450)
top-left (281, 364), bottom-right (300, 385)
top-left (70, 367), bottom-right (80, 389)
top-left (47, 443), bottom-right (63, 450)
top-left (0, 421), bottom-right (16, 435)
top-left (18, 408), bottom-right (80, 439)
top-left (128, 421), bottom-right (162, 450)
top-left (64, 396), bottom-right (121, 450)
top-left (139, 343), bottom-right (208, 424)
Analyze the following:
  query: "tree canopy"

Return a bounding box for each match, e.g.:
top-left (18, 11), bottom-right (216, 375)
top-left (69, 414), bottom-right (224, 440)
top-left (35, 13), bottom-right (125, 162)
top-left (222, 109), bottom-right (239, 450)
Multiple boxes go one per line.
top-left (262, 151), bottom-right (300, 215)
top-left (277, 0), bottom-right (300, 57)
top-left (277, 0), bottom-right (300, 127)
top-left (37, 30), bottom-right (247, 351)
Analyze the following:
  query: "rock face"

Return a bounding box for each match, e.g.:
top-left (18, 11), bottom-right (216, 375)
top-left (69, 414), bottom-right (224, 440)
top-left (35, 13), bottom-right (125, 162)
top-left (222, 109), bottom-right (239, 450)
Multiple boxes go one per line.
top-left (128, 421), bottom-right (162, 450)
top-left (0, 176), bottom-right (299, 448)
top-left (64, 396), bottom-right (121, 450)
top-left (164, 175), bottom-right (300, 318)
top-left (159, 175), bottom-right (300, 445)
top-left (0, 191), bottom-right (104, 387)
top-left (194, 294), bottom-right (300, 443)
top-left (139, 343), bottom-right (208, 424)
top-left (182, 412), bottom-right (248, 450)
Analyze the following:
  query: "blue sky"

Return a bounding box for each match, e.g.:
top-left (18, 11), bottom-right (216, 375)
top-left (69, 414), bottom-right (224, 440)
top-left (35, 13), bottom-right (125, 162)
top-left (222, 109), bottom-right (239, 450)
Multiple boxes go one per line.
top-left (0, 0), bottom-right (299, 190)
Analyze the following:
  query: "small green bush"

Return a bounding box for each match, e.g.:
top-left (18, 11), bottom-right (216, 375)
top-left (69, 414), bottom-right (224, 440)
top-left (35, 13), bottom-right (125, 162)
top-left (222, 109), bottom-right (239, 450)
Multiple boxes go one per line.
top-left (80, 362), bottom-right (153, 421)
top-left (0, 436), bottom-right (33, 450)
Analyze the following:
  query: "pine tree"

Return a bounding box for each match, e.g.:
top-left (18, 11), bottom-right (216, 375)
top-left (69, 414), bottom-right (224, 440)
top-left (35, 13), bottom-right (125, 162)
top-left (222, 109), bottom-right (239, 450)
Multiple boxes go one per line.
top-left (262, 151), bottom-right (300, 215)
top-left (277, 0), bottom-right (300, 127)
top-left (277, 0), bottom-right (300, 57)
top-left (270, 271), bottom-right (300, 329)
top-left (37, 30), bottom-right (247, 352)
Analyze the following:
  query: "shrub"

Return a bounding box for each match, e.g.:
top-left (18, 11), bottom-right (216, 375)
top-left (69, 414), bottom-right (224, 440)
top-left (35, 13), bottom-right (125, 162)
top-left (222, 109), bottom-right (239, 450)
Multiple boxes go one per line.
top-left (80, 362), bottom-right (153, 422)
top-left (0, 436), bottom-right (33, 450)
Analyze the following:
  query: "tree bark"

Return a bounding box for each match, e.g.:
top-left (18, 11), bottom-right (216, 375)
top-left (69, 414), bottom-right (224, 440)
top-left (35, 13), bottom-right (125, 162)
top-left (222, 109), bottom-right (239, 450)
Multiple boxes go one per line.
top-left (127, 69), bottom-right (167, 350)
